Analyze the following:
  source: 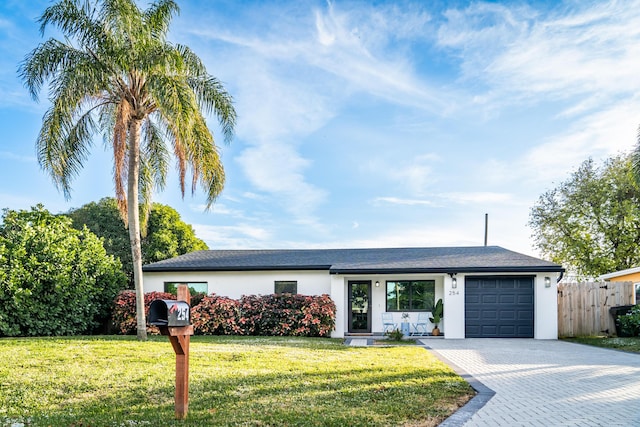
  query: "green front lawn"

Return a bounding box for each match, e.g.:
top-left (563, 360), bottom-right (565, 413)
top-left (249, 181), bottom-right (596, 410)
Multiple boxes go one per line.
top-left (564, 336), bottom-right (640, 353)
top-left (0, 336), bottom-right (473, 426)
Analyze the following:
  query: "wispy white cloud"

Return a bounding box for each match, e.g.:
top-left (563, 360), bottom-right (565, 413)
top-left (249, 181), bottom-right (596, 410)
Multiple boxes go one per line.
top-left (475, 98), bottom-right (640, 188)
top-left (336, 225), bottom-right (481, 249)
top-left (373, 197), bottom-right (438, 207)
top-left (521, 101), bottom-right (640, 181)
top-left (190, 2), bottom-right (449, 112)
top-left (443, 192), bottom-right (513, 205)
top-left (375, 153), bottom-right (443, 196)
top-left (235, 143), bottom-right (328, 222)
top-left (193, 223), bottom-right (272, 249)
top-left (0, 151), bottom-right (36, 162)
top-left (438, 1), bottom-right (640, 109)
top-left (435, 0), bottom-right (640, 189)
top-left (373, 191), bottom-right (514, 207)
top-left (307, 2), bottom-right (447, 111)
top-left (188, 202), bottom-right (246, 218)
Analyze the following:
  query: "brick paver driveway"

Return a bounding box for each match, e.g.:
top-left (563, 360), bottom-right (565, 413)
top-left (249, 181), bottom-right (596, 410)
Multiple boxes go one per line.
top-left (423, 339), bottom-right (640, 426)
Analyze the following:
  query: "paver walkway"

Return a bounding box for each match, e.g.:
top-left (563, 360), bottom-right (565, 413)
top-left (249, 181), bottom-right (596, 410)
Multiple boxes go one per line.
top-left (423, 339), bottom-right (640, 426)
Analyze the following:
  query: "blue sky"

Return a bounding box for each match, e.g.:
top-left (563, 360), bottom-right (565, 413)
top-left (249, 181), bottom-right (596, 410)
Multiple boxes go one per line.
top-left (1, 0), bottom-right (639, 257)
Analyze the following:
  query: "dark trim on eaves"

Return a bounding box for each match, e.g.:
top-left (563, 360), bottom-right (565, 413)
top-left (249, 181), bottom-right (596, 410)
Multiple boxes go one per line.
top-left (143, 265), bottom-right (565, 274)
top-left (329, 266), bottom-right (565, 274)
top-left (142, 265), bottom-right (332, 272)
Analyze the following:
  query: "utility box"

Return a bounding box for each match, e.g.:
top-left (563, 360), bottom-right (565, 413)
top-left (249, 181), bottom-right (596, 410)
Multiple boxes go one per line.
top-left (148, 300), bottom-right (191, 327)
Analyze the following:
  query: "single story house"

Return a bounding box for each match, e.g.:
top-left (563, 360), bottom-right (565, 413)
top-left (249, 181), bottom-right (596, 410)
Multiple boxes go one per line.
top-left (598, 267), bottom-right (640, 303)
top-left (142, 245), bottom-right (564, 339)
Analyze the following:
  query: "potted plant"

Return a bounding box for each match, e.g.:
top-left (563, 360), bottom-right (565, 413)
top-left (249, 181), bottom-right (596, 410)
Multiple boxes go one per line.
top-left (429, 298), bottom-right (443, 336)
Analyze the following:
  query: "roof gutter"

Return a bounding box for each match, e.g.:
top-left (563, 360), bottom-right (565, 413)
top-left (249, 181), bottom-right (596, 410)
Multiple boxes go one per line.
top-left (143, 265), bottom-right (332, 273)
top-left (329, 266), bottom-right (565, 275)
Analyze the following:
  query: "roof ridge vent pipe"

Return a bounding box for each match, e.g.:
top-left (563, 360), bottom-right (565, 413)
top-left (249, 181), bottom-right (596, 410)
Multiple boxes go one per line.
top-left (484, 213), bottom-right (488, 247)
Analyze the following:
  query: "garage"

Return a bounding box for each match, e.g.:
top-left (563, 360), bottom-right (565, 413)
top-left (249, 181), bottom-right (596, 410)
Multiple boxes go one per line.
top-left (465, 276), bottom-right (534, 338)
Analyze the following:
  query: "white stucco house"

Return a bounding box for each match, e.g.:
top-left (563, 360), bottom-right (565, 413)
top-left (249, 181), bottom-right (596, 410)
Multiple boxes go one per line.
top-left (142, 245), bottom-right (564, 339)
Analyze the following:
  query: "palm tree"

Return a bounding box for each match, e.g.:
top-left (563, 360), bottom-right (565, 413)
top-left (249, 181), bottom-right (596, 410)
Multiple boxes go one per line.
top-left (19, 0), bottom-right (236, 340)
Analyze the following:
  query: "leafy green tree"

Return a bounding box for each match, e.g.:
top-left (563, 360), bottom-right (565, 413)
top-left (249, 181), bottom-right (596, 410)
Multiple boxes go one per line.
top-left (67, 197), bottom-right (133, 282)
top-left (19, 0), bottom-right (236, 340)
top-left (0, 205), bottom-right (126, 336)
top-left (67, 197), bottom-right (208, 284)
top-left (529, 154), bottom-right (640, 278)
top-left (143, 203), bottom-right (208, 264)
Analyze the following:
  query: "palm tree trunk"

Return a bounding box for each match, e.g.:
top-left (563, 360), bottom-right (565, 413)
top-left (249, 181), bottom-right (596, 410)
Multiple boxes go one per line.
top-left (128, 118), bottom-right (147, 341)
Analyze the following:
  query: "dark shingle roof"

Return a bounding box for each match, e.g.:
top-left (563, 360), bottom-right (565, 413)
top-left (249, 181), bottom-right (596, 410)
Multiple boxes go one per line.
top-left (142, 246), bottom-right (564, 274)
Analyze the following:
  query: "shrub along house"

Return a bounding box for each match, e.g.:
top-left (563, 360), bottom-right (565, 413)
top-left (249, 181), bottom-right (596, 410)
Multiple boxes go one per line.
top-left (142, 245), bottom-right (564, 339)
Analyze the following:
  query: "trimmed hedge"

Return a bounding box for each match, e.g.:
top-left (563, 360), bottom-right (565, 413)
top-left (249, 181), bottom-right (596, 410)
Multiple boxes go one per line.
top-left (112, 290), bottom-right (175, 335)
top-left (191, 294), bottom-right (243, 335)
top-left (112, 291), bottom-right (336, 337)
top-left (232, 294), bottom-right (336, 337)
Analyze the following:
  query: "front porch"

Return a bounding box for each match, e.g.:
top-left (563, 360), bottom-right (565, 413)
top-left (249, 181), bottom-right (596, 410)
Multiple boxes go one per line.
top-left (330, 273), bottom-right (456, 338)
top-left (344, 334), bottom-right (445, 347)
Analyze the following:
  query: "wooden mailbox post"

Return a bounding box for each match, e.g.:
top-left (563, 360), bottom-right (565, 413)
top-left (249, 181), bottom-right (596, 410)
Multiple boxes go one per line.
top-left (148, 284), bottom-right (193, 419)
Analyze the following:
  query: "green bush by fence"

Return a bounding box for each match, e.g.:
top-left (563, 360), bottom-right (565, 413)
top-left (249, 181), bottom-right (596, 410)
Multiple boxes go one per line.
top-left (617, 305), bottom-right (640, 337)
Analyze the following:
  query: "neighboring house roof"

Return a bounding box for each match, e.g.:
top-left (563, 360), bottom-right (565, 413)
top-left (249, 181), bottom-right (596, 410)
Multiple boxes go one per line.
top-left (598, 266), bottom-right (640, 281)
top-left (142, 245), bottom-right (564, 274)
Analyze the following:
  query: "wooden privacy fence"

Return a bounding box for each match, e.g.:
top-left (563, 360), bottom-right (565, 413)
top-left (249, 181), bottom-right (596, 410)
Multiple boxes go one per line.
top-left (557, 281), bottom-right (633, 337)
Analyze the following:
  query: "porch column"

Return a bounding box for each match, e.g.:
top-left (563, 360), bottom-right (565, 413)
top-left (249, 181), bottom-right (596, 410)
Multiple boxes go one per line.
top-left (445, 274), bottom-right (465, 339)
top-left (330, 274), bottom-right (345, 338)
top-left (534, 273), bottom-right (558, 339)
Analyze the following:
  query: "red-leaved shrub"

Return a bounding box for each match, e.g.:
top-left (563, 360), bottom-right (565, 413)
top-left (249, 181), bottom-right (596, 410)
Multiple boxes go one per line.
top-left (191, 294), bottom-right (244, 335)
top-left (223, 293), bottom-right (334, 337)
top-left (112, 290), bottom-right (175, 335)
top-left (112, 291), bottom-right (336, 337)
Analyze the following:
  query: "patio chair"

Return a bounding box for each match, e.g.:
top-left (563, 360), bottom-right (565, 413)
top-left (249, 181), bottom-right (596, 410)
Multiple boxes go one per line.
top-left (412, 312), bottom-right (429, 336)
top-left (381, 312), bottom-right (397, 333)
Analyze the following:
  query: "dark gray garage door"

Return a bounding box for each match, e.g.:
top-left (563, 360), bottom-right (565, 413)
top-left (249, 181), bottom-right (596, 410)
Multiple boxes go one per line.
top-left (465, 276), bottom-right (534, 338)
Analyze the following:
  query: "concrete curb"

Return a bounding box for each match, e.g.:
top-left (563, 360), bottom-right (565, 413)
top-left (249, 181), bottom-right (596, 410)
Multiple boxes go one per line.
top-left (422, 346), bottom-right (495, 427)
top-left (343, 338), bottom-right (493, 426)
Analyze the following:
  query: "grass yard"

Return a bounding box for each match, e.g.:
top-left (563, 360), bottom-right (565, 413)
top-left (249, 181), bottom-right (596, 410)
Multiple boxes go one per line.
top-left (564, 336), bottom-right (640, 353)
top-left (0, 336), bottom-right (473, 426)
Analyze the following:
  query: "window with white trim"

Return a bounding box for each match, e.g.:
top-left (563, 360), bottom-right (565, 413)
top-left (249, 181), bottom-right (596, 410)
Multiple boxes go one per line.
top-left (275, 280), bottom-right (297, 294)
top-left (164, 282), bottom-right (208, 295)
top-left (386, 280), bottom-right (435, 311)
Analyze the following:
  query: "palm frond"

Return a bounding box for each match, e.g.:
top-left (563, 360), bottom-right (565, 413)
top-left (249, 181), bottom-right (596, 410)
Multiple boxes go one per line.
top-left (137, 117), bottom-right (169, 236)
top-left (37, 99), bottom-right (99, 198)
top-left (38, 0), bottom-right (100, 41)
top-left (188, 75), bottom-right (236, 144)
top-left (113, 100), bottom-right (131, 221)
top-left (20, 39), bottom-right (83, 101)
top-left (142, 115), bottom-right (169, 192)
top-left (144, 0), bottom-right (179, 40)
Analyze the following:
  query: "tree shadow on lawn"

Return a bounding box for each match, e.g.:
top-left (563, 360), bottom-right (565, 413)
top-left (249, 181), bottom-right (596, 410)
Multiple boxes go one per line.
top-left (190, 335), bottom-right (349, 350)
top-left (16, 365), bottom-right (471, 427)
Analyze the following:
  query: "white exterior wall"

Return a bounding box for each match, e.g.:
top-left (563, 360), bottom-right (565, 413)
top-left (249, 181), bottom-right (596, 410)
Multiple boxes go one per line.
top-left (144, 270), bottom-right (331, 299)
top-left (444, 274), bottom-right (465, 339)
top-left (535, 273), bottom-right (559, 339)
top-left (143, 269), bottom-right (559, 339)
top-left (330, 274), bottom-right (345, 338)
